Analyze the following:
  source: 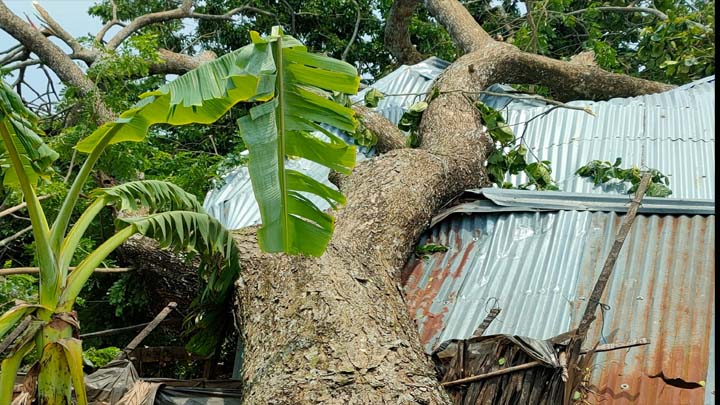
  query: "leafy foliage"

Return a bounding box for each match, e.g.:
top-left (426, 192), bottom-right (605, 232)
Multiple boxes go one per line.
top-left (414, 243), bottom-right (448, 260)
top-left (0, 81), bottom-right (59, 189)
top-left (0, 274), bottom-right (38, 313)
top-left (93, 180), bottom-right (203, 213)
top-left (398, 101), bottom-right (428, 147)
top-left (81, 346), bottom-right (121, 369)
top-left (477, 101), bottom-right (559, 191)
top-left (575, 158), bottom-right (672, 197)
top-left (1, 62), bottom-right (245, 399)
top-left (507, 0), bottom-right (714, 85)
top-left (237, 27), bottom-right (358, 256)
top-left (364, 88), bottom-right (385, 108)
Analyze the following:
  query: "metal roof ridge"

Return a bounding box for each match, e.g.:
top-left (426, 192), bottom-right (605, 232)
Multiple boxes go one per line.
top-left (428, 188), bottom-right (715, 226)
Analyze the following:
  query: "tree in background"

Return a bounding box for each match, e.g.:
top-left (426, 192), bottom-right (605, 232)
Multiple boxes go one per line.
top-left (0, 0), bottom-right (714, 402)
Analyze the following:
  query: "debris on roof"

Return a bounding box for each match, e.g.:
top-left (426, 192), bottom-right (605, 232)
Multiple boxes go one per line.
top-left (200, 53), bottom-right (714, 403)
top-left (479, 76), bottom-right (715, 200)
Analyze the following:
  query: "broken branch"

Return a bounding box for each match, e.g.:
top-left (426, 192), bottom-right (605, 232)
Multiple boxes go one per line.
top-left (441, 360), bottom-right (543, 387)
top-left (117, 301), bottom-right (177, 360)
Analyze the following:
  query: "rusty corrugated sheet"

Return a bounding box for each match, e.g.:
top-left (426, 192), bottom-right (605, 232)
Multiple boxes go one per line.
top-left (403, 211), bottom-right (714, 404)
top-left (576, 213), bottom-right (715, 404)
top-left (404, 211), bottom-right (591, 349)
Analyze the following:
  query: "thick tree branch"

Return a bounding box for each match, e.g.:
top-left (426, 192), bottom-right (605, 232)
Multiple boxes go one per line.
top-left (385, 0), bottom-right (424, 64)
top-left (504, 46), bottom-right (673, 101)
top-left (424, 0), bottom-right (493, 53)
top-left (105, 0), bottom-right (193, 49)
top-left (105, 0), bottom-right (274, 50)
top-left (353, 105), bottom-right (407, 153)
top-left (418, 0), bottom-right (673, 103)
top-left (149, 48), bottom-right (216, 74)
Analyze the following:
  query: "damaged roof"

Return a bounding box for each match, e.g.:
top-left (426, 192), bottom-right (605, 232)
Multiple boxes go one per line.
top-left (403, 75), bottom-right (715, 403)
top-left (479, 76), bottom-right (715, 200)
top-left (404, 204), bottom-right (714, 403)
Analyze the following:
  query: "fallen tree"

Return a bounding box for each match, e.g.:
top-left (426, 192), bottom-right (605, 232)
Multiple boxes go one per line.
top-left (0, 0), bottom-right (676, 402)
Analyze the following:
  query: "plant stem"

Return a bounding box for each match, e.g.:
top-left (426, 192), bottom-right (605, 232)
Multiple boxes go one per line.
top-left (0, 121), bottom-right (57, 309)
top-left (49, 125), bottom-right (119, 255)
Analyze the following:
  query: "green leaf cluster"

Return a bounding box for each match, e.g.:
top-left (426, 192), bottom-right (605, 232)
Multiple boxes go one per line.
top-left (352, 121), bottom-right (379, 148)
top-left (505, 0), bottom-right (714, 86)
top-left (364, 88), bottom-right (385, 108)
top-left (398, 101), bottom-right (428, 147)
top-left (575, 158), bottom-right (672, 197)
top-left (81, 346), bottom-right (121, 368)
top-left (414, 243), bottom-right (449, 260)
top-left (477, 101), bottom-right (559, 191)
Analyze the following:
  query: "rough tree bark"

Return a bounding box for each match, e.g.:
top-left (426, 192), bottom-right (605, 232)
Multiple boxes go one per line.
top-left (0, 0), bottom-right (677, 403)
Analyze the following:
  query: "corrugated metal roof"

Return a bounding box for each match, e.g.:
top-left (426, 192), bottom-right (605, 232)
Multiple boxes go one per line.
top-left (480, 76), bottom-right (715, 200)
top-left (204, 55), bottom-right (714, 229)
top-left (403, 210), bottom-right (715, 404)
top-left (356, 56), bottom-right (450, 126)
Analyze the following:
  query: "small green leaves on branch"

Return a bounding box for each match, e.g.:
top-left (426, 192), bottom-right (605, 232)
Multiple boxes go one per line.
top-left (476, 102), bottom-right (514, 145)
top-left (363, 88), bottom-right (384, 108)
top-left (575, 158), bottom-right (672, 197)
top-left (352, 120), bottom-right (379, 147)
top-left (398, 101), bottom-right (427, 147)
top-left (476, 101), bottom-right (558, 191)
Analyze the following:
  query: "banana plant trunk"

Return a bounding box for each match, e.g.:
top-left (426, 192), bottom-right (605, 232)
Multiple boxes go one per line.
top-left (37, 318), bottom-right (74, 404)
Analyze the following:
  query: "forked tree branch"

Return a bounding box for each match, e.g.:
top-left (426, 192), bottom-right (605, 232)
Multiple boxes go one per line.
top-left (95, 0), bottom-right (124, 43)
top-left (104, 0), bottom-right (274, 50)
top-left (416, 0), bottom-right (673, 102)
top-left (0, 0), bottom-right (115, 123)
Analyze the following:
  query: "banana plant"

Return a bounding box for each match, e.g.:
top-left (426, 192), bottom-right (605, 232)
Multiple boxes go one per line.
top-left (0, 26), bottom-right (358, 403)
top-left (1, 80), bottom-right (240, 403)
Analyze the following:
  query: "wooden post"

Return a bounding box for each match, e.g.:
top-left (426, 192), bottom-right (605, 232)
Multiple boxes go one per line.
top-left (116, 302), bottom-right (177, 361)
